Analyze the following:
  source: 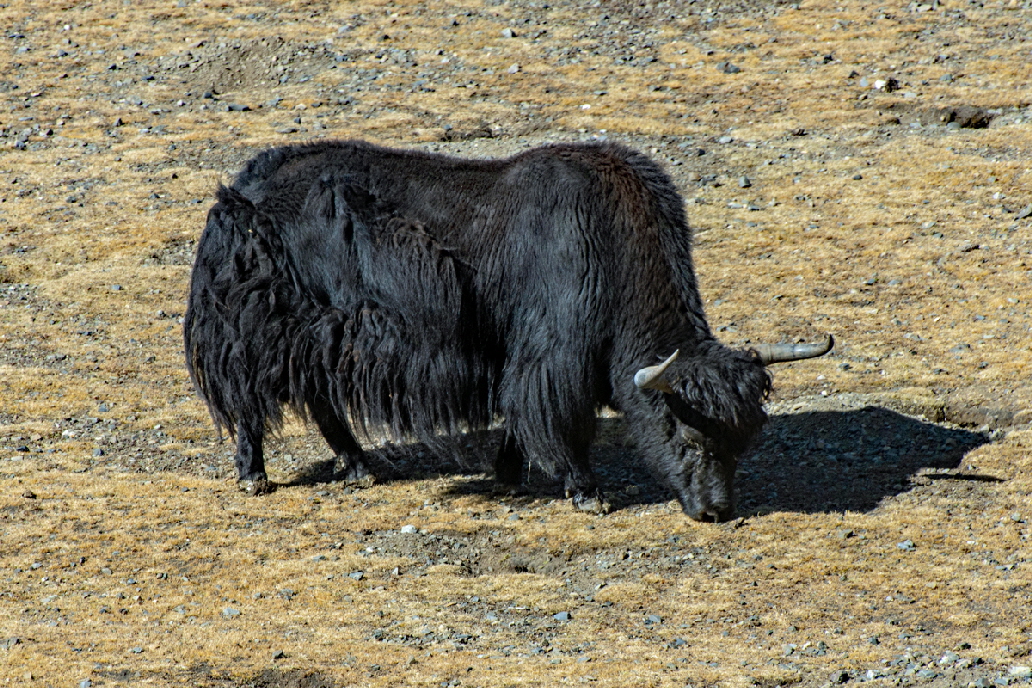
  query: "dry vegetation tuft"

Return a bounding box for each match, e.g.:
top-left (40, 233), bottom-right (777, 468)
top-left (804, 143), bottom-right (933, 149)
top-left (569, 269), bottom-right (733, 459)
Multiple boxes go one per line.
top-left (1, 0), bottom-right (1031, 686)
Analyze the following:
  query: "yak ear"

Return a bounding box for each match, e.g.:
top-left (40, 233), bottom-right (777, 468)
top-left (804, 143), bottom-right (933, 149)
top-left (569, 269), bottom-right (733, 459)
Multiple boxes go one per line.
top-left (633, 350), bottom-right (679, 394)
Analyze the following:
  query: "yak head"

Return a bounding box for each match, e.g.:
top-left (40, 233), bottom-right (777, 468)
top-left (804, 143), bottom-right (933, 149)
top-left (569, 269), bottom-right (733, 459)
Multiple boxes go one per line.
top-left (634, 337), bottom-right (833, 522)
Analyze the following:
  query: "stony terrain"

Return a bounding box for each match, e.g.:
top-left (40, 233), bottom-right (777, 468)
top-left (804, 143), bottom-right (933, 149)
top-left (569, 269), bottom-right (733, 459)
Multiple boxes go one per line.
top-left (1, 0), bottom-right (1031, 687)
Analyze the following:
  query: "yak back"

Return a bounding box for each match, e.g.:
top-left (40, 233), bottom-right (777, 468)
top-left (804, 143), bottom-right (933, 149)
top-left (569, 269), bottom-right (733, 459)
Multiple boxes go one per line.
top-left (231, 140), bottom-right (709, 350)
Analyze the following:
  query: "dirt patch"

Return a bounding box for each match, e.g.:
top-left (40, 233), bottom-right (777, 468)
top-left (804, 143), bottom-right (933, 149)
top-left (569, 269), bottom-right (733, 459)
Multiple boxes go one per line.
top-left (150, 37), bottom-right (343, 99)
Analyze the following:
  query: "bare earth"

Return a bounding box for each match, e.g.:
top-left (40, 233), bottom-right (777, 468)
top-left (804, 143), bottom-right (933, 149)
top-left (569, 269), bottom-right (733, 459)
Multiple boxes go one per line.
top-left (1, 1), bottom-right (1031, 687)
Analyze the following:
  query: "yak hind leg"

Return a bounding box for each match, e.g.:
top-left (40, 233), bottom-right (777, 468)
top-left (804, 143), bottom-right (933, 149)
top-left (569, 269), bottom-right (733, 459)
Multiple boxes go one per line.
top-left (310, 404), bottom-right (375, 487)
top-left (235, 420), bottom-right (274, 495)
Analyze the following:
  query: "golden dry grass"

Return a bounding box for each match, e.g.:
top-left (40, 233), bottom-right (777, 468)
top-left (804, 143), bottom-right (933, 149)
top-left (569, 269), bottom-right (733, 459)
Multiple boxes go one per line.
top-left (2, 0), bottom-right (1032, 686)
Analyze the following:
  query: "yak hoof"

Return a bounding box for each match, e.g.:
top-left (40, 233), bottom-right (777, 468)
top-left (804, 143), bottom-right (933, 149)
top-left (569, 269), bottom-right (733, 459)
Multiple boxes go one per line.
top-left (572, 492), bottom-right (611, 515)
top-left (238, 477), bottom-right (274, 496)
top-left (335, 458), bottom-right (376, 487)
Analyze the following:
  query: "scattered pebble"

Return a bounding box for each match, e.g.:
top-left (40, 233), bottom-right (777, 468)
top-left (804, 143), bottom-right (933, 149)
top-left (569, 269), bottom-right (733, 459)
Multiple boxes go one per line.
top-left (553, 611), bottom-right (572, 621)
top-left (1010, 666), bottom-right (1032, 679)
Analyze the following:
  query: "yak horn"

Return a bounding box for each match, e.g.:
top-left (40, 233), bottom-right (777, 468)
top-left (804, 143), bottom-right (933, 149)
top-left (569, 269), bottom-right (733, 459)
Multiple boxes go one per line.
top-left (634, 350), bottom-right (679, 394)
top-left (751, 335), bottom-right (834, 365)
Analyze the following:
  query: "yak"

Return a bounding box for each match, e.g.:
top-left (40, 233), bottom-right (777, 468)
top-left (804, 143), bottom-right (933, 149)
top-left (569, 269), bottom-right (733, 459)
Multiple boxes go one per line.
top-left (184, 140), bottom-right (832, 522)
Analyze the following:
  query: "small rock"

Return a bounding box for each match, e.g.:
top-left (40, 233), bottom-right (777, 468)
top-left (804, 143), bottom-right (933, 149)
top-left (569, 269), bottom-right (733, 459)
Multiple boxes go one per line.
top-left (645, 614), bottom-right (662, 624)
top-left (1010, 666), bottom-right (1032, 679)
top-left (501, 28), bottom-right (516, 38)
top-left (222, 608), bottom-right (241, 618)
top-left (670, 638), bottom-right (687, 648)
top-left (873, 77), bottom-right (900, 92)
top-left (939, 652), bottom-right (960, 665)
top-left (897, 540), bottom-right (916, 551)
top-left (79, 680), bottom-right (92, 688)
top-left (1016, 205), bottom-right (1032, 220)
top-left (272, 650), bottom-right (286, 660)
top-left (507, 63), bottom-right (520, 74)
top-left (22, 490), bottom-right (37, 499)
top-left (738, 176), bottom-right (751, 188)
top-left (853, 173), bottom-right (863, 180)
top-left (93, 448), bottom-right (105, 457)
top-left (717, 61), bottom-right (741, 74)
top-left (507, 513), bottom-right (519, 521)
top-left (400, 525), bottom-right (418, 534)
top-left (553, 611), bottom-right (572, 621)
top-left (829, 669), bottom-right (850, 684)
top-left (349, 571), bottom-right (364, 580)
top-left (130, 646), bottom-right (143, 654)
top-left (940, 73), bottom-right (954, 82)
top-left (717, 135), bottom-right (734, 144)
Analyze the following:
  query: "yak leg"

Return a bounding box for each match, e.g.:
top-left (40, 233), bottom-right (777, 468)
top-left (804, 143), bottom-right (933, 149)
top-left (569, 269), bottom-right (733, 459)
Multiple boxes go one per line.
top-left (310, 405), bottom-right (374, 486)
top-left (558, 420), bottom-right (610, 515)
top-left (235, 420), bottom-right (273, 495)
top-left (506, 403), bottom-right (609, 514)
top-left (494, 430), bottom-right (524, 487)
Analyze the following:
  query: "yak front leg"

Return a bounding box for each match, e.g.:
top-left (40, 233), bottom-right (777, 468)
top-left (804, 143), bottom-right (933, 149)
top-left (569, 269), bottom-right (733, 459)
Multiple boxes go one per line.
top-left (235, 420), bottom-right (274, 495)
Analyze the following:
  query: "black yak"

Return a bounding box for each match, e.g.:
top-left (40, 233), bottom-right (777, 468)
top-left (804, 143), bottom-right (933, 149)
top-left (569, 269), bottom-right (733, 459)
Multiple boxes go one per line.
top-left (184, 140), bottom-right (831, 521)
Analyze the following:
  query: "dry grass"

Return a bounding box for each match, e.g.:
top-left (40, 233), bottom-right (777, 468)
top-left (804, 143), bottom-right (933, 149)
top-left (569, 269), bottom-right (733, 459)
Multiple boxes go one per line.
top-left (2, 0), bottom-right (1032, 686)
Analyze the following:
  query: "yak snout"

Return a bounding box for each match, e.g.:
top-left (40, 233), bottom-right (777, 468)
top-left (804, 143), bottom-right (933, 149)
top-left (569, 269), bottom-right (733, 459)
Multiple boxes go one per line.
top-left (675, 448), bottom-right (736, 522)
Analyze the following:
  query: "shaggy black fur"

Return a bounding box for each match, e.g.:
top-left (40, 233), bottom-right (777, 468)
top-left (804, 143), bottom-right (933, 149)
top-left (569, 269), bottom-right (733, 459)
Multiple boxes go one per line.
top-left (184, 140), bottom-right (772, 520)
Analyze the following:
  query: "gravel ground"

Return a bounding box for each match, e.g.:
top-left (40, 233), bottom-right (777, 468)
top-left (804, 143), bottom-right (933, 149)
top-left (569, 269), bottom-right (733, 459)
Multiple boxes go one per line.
top-left (2, 0), bottom-right (1032, 687)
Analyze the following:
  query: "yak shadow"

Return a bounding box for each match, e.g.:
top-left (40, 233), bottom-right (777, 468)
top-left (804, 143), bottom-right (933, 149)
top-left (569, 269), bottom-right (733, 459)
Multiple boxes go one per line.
top-left (586, 405), bottom-right (991, 515)
top-left (736, 405), bottom-right (992, 515)
top-left (281, 405), bottom-right (992, 516)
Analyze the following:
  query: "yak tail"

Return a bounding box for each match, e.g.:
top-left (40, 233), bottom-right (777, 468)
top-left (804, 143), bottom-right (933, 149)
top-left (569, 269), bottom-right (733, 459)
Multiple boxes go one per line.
top-left (184, 186), bottom-right (305, 437)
